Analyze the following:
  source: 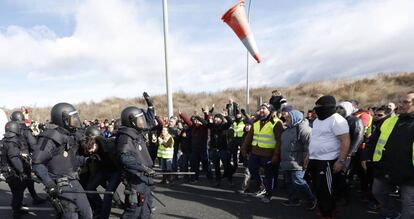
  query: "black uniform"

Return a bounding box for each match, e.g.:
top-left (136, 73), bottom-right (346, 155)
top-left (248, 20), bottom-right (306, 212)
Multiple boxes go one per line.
top-left (32, 125), bottom-right (92, 219)
top-left (117, 95), bottom-right (155, 219)
top-left (19, 125), bottom-right (45, 203)
top-left (3, 131), bottom-right (30, 218)
top-left (118, 126), bottom-right (154, 219)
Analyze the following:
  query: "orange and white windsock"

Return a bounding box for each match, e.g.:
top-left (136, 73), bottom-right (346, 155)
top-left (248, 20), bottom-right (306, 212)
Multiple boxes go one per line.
top-left (222, 0), bottom-right (261, 63)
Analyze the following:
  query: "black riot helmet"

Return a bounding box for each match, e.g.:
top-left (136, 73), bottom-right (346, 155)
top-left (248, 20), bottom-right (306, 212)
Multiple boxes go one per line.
top-left (51, 103), bottom-right (82, 130)
top-left (114, 118), bottom-right (122, 130)
top-left (10, 111), bottom-right (25, 123)
top-left (5, 121), bottom-right (21, 135)
top-left (121, 106), bottom-right (147, 130)
top-left (85, 126), bottom-right (101, 138)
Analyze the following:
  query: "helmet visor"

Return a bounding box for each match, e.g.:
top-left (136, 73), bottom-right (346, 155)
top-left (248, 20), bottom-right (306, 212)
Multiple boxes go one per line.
top-left (132, 112), bottom-right (147, 130)
top-left (67, 111), bottom-right (82, 128)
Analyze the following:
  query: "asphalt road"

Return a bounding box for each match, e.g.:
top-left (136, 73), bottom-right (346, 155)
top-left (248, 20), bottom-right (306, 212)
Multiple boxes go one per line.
top-left (0, 170), bottom-right (380, 219)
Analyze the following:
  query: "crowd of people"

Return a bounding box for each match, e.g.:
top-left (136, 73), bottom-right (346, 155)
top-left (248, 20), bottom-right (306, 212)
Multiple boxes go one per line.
top-left (0, 90), bottom-right (413, 219)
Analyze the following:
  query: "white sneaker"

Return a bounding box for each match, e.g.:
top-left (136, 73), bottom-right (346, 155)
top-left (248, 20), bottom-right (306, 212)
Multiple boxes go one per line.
top-left (255, 189), bottom-right (266, 197)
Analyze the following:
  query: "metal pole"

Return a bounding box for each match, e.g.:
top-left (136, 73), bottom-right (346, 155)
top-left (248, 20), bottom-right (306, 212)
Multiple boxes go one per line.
top-left (162, 0), bottom-right (173, 118)
top-left (246, 0), bottom-right (252, 113)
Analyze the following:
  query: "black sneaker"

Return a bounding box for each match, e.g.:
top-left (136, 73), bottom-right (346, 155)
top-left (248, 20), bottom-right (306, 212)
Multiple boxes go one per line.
top-left (212, 181), bottom-right (221, 187)
top-left (32, 197), bottom-right (47, 205)
top-left (282, 200), bottom-right (301, 207)
top-left (305, 200), bottom-right (317, 211)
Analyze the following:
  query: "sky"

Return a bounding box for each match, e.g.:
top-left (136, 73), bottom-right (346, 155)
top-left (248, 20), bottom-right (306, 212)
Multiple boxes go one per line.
top-left (0, 0), bottom-right (413, 109)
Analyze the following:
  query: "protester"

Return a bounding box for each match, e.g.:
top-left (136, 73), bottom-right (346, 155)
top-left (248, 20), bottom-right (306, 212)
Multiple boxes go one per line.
top-left (387, 102), bottom-right (397, 115)
top-left (335, 101), bottom-right (364, 204)
top-left (179, 110), bottom-right (212, 182)
top-left (307, 95), bottom-right (350, 219)
top-left (280, 110), bottom-right (316, 210)
top-left (157, 127), bottom-right (175, 184)
top-left (177, 121), bottom-right (192, 182)
top-left (368, 91), bottom-right (414, 219)
top-left (241, 103), bottom-right (283, 203)
top-left (206, 112), bottom-right (233, 187)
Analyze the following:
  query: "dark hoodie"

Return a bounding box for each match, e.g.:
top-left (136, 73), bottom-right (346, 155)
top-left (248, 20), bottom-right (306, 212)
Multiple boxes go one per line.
top-left (207, 115), bottom-right (232, 150)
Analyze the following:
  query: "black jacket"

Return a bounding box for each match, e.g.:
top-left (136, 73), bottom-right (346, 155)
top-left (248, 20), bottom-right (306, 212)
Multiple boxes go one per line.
top-left (178, 128), bottom-right (192, 154)
top-left (94, 136), bottom-right (120, 172)
top-left (207, 116), bottom-right (232, 150)
top-left (117, 127), bottom-right (153, 174)
top-left (3, 133), bottom-right (25, 176)
top-left (367, 113), bottom-right (414, 185)
top-left (346, 115), bottom-right (365, 156)
top-left (32, 126), bottom-right (80, 187)
top-left (21, 125), bottom-right (38, 152)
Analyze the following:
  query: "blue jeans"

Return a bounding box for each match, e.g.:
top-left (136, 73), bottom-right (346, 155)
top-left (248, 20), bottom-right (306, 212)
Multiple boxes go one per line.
top-left (373, 178), bottom-right (414, 219)
top-left (248, 153), bottom-right (279, 195)
top-left (172, 147), bottom-right (180, 172)
top-left (178, 152), bottom-right (191, 180)
top-left (283, 170), bottom-right (315, 203)
top-left (160, 158), bottom-right (173, 172)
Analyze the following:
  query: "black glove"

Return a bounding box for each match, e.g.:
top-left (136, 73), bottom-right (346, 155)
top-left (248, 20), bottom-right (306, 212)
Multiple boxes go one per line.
top-left (143, 166), bottom-right (156, 177)
top-left (46, 183), bottom-right (60, 199)
top-left (19, 173), bottom-right (29, 182)
top-left (88, 154), bottom-right (101, 163)
top-left (143, 92), bottom-right (153, 107)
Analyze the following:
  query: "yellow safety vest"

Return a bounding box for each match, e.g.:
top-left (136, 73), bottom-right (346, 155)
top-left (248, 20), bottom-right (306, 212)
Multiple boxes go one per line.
top-left (157, 137), bottom-right (174, 159)
top-left (232, 121), bottom-right (245, 138)
top-left (252, 118), bottom-right (280, 149)
top-left (373, 116), bottom-right (414, 166)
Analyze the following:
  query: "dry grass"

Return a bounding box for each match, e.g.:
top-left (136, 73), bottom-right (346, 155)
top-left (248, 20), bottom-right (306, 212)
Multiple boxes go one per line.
top-left (6, 72), bottom-right (414, 122)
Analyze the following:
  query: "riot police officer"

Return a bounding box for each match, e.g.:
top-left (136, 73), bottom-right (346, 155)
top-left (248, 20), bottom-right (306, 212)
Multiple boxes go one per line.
top-left (32, 103), bottom-right (92, 219)
top-left (3, 121), bottom-right (30, 218)
top-left (117, 92), bottom-right (155, 219)
top-left (10, 110), bottom-right (46, 204)
top-left (10, 111), bottom-right (37, 150)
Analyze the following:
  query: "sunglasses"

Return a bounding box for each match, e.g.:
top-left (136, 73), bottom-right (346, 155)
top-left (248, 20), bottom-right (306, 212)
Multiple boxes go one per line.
top-left (402, 100), bottom-right (412, 104)
top-left (375, 114), bottom-right (385, 117)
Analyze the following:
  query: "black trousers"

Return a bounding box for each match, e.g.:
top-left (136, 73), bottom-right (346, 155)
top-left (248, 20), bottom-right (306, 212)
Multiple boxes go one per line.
top-left (229, 137), bottom-right (243, 172)
top-left (7, 177), bottom-right (26, 211)
top-left (308, 159), bottom-right (337, 217)
top-left (26, 178), bottom-right (41, 200)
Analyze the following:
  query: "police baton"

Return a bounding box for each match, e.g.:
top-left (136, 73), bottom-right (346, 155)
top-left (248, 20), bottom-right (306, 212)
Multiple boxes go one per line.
top-left (151, 191), bottom-right (166, 207)
top-left (154, 172), bottom-right (196, 176)
top-left (61, 190), bottom-right (114, 195)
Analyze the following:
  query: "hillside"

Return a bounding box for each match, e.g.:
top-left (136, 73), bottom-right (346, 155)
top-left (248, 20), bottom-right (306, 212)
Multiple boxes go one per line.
top-left (12, 72), bottom-right (414, 122)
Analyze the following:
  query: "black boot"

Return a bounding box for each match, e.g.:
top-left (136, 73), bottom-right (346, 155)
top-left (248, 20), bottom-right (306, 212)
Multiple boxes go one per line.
top-left (32, 196), bottom-right (47, 205)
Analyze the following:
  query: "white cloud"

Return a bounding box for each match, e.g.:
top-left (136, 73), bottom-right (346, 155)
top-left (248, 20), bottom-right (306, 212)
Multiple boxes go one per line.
top-left (0, 0), bottom-right (413, 109)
